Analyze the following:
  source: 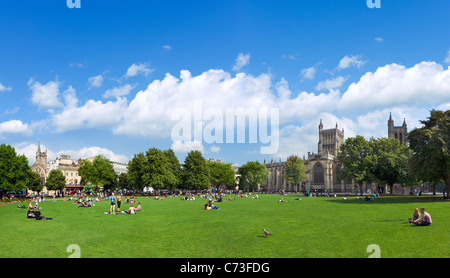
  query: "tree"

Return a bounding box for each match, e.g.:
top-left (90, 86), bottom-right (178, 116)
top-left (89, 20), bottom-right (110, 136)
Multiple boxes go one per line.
top-left (337, 136), bottom-right (375, 194)
top-left (45, 170), bottom-right (66, 195)
top-left (182, 150), bottom-right (210, 190)
top-left (127, 152), bottom-right (147, 190)
top-left (143, 147), bottom-right (176, 194)
top-left (408, 109), bottom-right (450, 197)
top-left (118, 173), bottom-right (129, 190)
top-left (78, 155), bottom-right (116, 191)
top-left (207, 161), bottom-right (236, 190)
top-left (27, 171), bottom-right (44, 194)
top-left (369, 137), bottom-right (415, 195)
top-left (163, 149), bottom-right (183, 191)
top-left (284, 155), bottom-right (306, 192)
top-left (0, 144), bottom-right (32, 198)
top-left (238, 161), bottom-right (269, 192)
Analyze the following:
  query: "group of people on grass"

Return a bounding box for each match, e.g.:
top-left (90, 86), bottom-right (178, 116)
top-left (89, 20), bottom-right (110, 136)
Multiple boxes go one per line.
top-left (108, 192), bottom-right (143, 215)
top-left (17, 199), bottom-right (52, 220)
top-left (409, 208), bottom-right (432, 226)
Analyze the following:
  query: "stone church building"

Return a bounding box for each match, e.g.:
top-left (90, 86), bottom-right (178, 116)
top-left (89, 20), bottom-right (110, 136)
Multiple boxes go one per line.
top-left (263, 114), bottom-right (408, 193)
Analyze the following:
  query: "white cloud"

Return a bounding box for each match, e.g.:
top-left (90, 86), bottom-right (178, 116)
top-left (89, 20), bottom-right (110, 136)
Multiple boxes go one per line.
top-left (125, 63), bottom-right (153, 78)
top-left (338, 55), bottom-right (366, 70)
top-left (375, 37), bottom-right (384, 42)
top-left (163, 45), bottom-right (172, 50)
top-left (51, 97), bottom-right (128, 132)
top-left (171, 140), bottom-right (204, 153)
top-left (210, 145), bottom-right (221, 153)
top-left (300, 66), bottom-right (316, 81)
top-left (0, 120), bottom-right (33, 137)
top-left (28, 79), bottom-right (63, 109)
top-left (14, 143), bottom-right (128, 165)
top-left (445, 49), bottom-right (450, 64)
top-left (315, 76), bottom-right (348, 91)
top-left (103, 84), bottom-right (136, 98)
top-left (338, 61), bottom-right (450, 111)
top-left (88, 74), bottom-right (104, 89)
top-left (232, 53), bottom-right (250, 72)
top-left (0, 82), bottom-right (12, 92)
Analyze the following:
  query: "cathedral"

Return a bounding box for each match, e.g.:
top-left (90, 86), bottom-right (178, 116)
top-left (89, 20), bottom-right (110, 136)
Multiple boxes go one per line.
top-left (263, 114), bottom-right (408, 193)
top-left (31, 140), bottom-right (48, 185)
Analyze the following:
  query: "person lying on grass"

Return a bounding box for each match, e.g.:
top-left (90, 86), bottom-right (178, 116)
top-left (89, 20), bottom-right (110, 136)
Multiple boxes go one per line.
top-left (34, 207), bottom-right (53, 220)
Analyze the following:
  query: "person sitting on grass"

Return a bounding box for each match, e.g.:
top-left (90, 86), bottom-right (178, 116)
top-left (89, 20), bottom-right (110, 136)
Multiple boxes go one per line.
top-left (135, 202), bottom-right (143, 212)
top-left (124, 204), bottom-right (136, 214)
top-left (34, 207), bottom-right (52, 220)
top-left (412, 208), bottom-right (432, 226)
top-left (27, 208), bottom-right (35, 219)
top-left (408, 208), bottom-right (421, 224)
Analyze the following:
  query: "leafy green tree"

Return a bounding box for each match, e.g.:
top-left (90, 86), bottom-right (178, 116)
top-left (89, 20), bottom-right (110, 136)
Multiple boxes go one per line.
top-left (207, 161), bottom-right (236, 190)
top-left (408, 109), bottom-right (450, 196)
top-left (284, 155), bottom-right (306, 192)
top-left (45, 169), bottom-right (66, 195)
top-left (78, 155), bottom-right (116, 191)
top-left (163, 149), bottom-right (183, 191)
top-left (118, 172), bottom-right (129, 190)
top-left (182, 150), bottom-right (210, 190)
top-left (369, 137), bottom-right (415, 195)
top-left (0, 144), bottom-right (32, 198)
top-left (127, 152), bottom-right (147, 190)
top-left (238, 161), bottom-right (269, 192)
top-left (144, 148), bottom-right (176, 194)
top-left (337, 136), bottom-right (375, 194)
top-left (27, 171), bottom-right (44, 194)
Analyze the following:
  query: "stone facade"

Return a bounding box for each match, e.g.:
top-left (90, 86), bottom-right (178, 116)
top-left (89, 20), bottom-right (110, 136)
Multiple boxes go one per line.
top-left (388, 112), bottom-right (408, 145)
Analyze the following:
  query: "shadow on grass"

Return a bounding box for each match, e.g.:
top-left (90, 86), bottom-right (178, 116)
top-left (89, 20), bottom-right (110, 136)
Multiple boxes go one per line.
top-left (324, 196), bottom-right (448, 205)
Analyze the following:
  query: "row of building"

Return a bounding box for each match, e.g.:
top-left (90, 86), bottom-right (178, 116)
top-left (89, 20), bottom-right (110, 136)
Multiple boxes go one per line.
top-left (31, 143), bottom-right (128, 194)
top-left (262, 113), bottom-right (409, 194)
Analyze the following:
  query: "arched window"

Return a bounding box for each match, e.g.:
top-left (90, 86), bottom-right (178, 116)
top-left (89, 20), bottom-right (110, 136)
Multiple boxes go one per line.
top-left (313, 163), bottom-right (324, 184)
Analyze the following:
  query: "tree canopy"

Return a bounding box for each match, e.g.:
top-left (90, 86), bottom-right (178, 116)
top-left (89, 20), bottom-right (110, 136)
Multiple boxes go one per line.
top-left (408, 109), bottom-right (450, 196)
top-left (238, 161), bottom-right (268, 191)
top-left (0, 144), bottom-right (32, 197)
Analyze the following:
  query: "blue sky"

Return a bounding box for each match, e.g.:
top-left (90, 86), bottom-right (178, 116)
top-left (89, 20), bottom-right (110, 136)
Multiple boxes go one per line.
top-left (1, 0), bottom-right (449, 166)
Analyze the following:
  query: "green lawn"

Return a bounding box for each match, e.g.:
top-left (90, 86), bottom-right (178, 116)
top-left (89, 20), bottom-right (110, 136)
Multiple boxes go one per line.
top-left (0, 194), bottom-right (449, 258)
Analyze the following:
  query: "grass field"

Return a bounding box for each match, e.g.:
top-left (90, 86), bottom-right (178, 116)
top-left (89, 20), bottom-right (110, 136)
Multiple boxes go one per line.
top-left (0, 194), bottom-right (449, 258)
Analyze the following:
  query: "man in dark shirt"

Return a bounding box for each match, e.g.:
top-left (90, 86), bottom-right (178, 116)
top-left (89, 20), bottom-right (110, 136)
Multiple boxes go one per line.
top-left (27, 208), bottom-right (35, 219)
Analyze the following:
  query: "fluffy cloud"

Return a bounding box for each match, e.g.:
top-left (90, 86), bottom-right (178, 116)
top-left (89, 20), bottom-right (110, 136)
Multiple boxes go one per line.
top-left (0, 82), bottom-right (12, 92)
top-left (103, 84), bottom-right (136, 98)
top-left (51, 97), bottom-right (128, 132)
top-left (232, 53), bottom-right (250, 72)
top-left (315, 76), bottom-right (348, 91)
top-left (0, 120), bottom-right (33, 137)
top-left (338, 61), bottom-right (450, 111)
top-left (28, 79), bottom-right (63, 109)
top-left (338, 55), bottom-right (366, 69)
top-left (88, 74), bottom-right (104, 89)
top-left (171, 140), bottom-right (204, 153)
top-left (300, 66), bottom-right (316, 81)
top-left (14, 143), bottom-right (129, 165)
top-left (125, 63), bottom-right (153, 78)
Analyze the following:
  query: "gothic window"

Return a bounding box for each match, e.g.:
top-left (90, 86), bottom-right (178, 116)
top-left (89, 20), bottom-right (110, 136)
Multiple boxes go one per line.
top-left (313, 162), bottom-right (324, 184)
